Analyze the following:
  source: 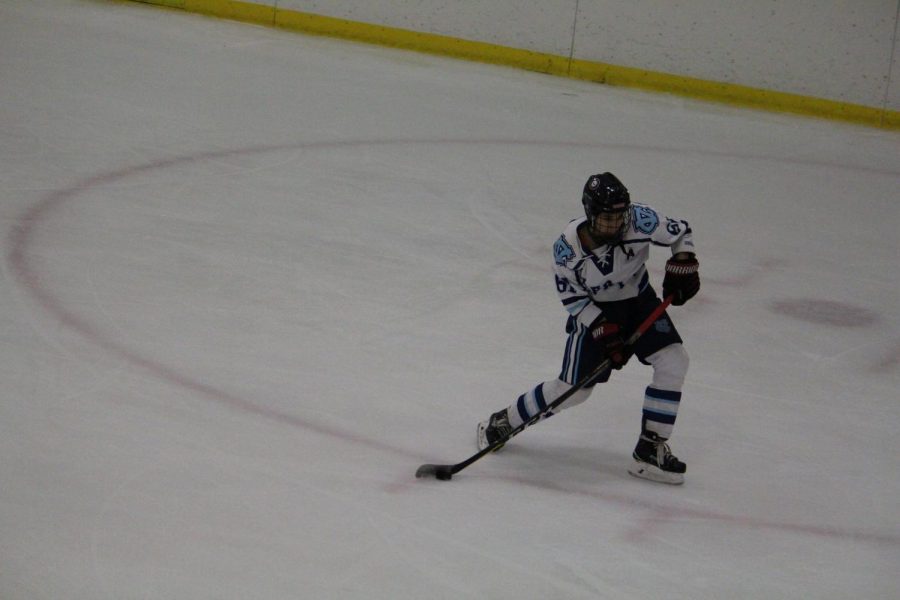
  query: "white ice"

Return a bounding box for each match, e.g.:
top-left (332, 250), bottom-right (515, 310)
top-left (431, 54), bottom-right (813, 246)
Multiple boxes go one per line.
top-left (1, 1), bottom-right (899, 598)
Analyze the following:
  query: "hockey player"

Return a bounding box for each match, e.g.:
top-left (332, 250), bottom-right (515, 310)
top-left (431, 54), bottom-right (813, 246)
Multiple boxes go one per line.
top-left (476, 172), bottom-right (699, 484)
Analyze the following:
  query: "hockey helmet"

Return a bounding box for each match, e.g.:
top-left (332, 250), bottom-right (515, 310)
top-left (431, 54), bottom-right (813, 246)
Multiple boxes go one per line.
top-left (582, 172), bottom-right (631, 241)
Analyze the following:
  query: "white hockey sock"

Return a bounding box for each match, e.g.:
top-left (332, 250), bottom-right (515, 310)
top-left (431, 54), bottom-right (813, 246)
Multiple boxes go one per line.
top-left (641, 387), bottom-right (680, 439)
top-left (641, 344), bottom-right (689, 439)
top-left (508, 379), bottom-right (592, 429)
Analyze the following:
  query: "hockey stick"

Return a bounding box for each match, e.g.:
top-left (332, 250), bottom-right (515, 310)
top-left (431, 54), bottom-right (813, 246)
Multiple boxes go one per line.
top-left (415, 295), bottom-right (675, 480)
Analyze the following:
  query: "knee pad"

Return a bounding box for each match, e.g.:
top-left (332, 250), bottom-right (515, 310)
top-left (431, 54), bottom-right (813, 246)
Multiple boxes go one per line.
top-left (646, 344), bottom-right (689, 390)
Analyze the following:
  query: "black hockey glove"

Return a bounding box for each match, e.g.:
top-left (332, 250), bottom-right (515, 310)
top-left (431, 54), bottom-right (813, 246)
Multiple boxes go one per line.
top-left (590, 320), bottom-right (632, 370)
top-left (663, 255), bottom-right (700, 306)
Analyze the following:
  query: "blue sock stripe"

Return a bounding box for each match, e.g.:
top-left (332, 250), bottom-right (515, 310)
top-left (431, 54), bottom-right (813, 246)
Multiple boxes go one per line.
top-left (643, 409), bottom-right (677, 425)
top-left (643, 401), bottom-right (678, 415)
top-left (645, 386), bottom-right (682, 402)
top-left (534, 383), bottom-right (548, 411)
top-left (516, 393), bottom-right (530, 423)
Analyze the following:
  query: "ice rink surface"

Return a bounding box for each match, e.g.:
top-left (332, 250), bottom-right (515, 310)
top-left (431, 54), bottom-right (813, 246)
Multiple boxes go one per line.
top-left (1, 1), bottom-right (899, 598)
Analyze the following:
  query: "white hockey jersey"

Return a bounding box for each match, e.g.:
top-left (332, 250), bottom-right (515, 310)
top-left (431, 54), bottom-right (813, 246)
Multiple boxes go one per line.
top-left (552, 203), bottom-right (694, 329)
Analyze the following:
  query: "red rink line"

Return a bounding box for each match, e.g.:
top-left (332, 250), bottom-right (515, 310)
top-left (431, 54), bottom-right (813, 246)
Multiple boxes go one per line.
top-left (497, 474), bottom-right (900, 546)
top-left (6, 143), bottom-right (422, 460)
top-left (7, 138), bottom-right (899, 548)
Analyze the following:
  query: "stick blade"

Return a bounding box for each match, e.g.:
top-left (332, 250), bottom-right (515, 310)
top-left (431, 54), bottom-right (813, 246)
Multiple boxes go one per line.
top-left (415, 463), bottom-right (454, 480)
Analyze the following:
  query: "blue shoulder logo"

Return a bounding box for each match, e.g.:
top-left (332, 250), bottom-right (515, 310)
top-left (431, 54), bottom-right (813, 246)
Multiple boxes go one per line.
top-left (553, 235), bottom-right (575, 266)
top-left (632, 205), bottom-right (659, 235)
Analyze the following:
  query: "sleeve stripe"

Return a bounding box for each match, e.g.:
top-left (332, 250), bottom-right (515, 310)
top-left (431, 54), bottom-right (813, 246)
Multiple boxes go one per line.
top-left (565, 298), bottom-right (590, 315)
top-left (562, 295), bottom-right (587, 306)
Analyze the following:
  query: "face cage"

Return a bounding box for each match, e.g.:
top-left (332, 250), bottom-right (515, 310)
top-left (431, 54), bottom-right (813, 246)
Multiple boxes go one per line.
top-left (589, 206), bottom-right (631, 242)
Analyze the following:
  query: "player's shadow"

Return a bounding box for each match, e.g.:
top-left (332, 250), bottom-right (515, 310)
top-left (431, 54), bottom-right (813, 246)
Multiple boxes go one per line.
top-left (482, 441), bottom-right (631, 486)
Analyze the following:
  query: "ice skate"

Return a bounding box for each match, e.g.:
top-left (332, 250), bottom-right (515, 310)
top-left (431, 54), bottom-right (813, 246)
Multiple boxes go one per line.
top-left (476, 409), bottom-right (513, 452)
top-left (628, 432), bottom-right (686, 485)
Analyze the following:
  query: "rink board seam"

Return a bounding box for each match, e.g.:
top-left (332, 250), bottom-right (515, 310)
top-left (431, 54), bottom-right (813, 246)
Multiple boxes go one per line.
top-left (124, 0), bottom-right (900, 130)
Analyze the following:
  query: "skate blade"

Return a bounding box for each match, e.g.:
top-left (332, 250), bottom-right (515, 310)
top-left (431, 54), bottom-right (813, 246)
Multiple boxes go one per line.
top-left (627, 461), bottom-right (684, 485)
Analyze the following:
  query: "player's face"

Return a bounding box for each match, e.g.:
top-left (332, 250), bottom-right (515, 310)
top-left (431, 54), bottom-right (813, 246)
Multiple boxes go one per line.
top-left (592, 209), bottom-right (627, 240)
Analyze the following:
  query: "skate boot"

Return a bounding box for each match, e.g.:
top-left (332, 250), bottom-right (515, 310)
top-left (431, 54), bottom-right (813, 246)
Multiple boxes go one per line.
top-left (476, 409), bottom-right (513, 452)
top-left (628, 432), bottom-right (686, 485)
